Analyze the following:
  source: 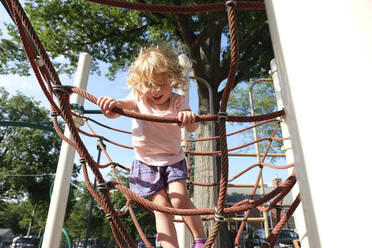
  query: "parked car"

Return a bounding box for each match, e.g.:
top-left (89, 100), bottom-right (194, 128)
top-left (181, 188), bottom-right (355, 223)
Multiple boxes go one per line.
top-left (10, 236), bottom-right (40, 248)
top-left (137, 236), bottom-right (156, 248)
top-left (245, 228), bottom-right (299, 248)
top-left (77, 238), bottom-right (104, 248)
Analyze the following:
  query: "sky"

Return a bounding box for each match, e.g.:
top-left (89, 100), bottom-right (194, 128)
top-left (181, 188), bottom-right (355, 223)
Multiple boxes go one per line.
top-left (0, 2), bottom-right (290, 187)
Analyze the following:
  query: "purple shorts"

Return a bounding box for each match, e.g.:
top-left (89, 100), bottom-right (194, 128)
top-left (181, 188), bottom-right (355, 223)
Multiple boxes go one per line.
top-left (129, 159), bottom-right (188, 197)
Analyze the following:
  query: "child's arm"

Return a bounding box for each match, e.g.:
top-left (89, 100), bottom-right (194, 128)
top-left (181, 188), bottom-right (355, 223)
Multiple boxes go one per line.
top-left (97, 96), bottom-right (136, 119)
top-left (178, 110), bottom-right (199, 132)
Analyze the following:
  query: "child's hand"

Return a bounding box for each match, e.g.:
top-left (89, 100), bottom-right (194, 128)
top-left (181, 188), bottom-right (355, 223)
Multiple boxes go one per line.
top-left (97, 96), bottom-right (119, 118)
top-left (178, 110), bottom-right (198, 132)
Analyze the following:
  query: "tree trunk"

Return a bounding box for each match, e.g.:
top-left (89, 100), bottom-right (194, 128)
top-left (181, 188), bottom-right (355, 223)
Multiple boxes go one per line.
top-left (193, 85), bottom-right (220, 247)
top-left (27, 205), bottom-right (37, 236)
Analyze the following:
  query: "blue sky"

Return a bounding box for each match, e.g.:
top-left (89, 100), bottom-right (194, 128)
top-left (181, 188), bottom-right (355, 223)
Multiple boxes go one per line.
top-left (0, 2), bottom-right (289, 187)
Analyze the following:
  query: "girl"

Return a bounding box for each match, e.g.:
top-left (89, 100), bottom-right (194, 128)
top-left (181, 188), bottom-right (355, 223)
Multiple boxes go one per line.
top-left (97, 46), bottom-right (207, 248)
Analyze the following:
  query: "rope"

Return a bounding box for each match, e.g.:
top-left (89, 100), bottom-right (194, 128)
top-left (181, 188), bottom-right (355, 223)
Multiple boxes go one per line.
top-left (86, 0), bottom-right (265, 14)
top-left (68, 85), bottom-right (285, 123)
top-left (4, 0), bottom-right (301, 247)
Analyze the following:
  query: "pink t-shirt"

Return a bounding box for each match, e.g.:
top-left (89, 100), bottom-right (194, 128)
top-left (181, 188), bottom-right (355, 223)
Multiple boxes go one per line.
top-left (126, 91), bottom-right (190, 166)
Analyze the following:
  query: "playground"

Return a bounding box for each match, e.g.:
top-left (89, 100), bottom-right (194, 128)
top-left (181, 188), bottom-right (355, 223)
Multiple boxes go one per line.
top-left (1, 1), bottom-right (372, 248)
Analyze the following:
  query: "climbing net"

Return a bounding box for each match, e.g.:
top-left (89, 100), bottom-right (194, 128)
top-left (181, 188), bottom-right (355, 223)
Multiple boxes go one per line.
top-left (4, 0), bottom-right (300, 247)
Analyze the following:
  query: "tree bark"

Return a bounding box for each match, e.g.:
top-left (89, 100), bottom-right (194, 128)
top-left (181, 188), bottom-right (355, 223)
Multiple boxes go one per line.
top-left (193, 84), bottom-right (220, 247)
top-left (27, 204), bottom-right (37, 236)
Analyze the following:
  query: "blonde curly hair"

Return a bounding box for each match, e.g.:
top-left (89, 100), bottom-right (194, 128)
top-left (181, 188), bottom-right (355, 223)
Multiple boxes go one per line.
top-left (126, 46), bottom-right (187, 93)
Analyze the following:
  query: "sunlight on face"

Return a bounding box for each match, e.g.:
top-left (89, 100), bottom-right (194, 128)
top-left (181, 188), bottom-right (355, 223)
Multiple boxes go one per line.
top-left (142, 72), bottom-right (173, 107)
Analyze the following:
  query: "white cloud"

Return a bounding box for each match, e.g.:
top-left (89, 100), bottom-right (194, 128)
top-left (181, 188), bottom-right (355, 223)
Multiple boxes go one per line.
top-left (0, 3), bottom-right (50, 105)
top-left (0, 74), bottom-right (49, 105)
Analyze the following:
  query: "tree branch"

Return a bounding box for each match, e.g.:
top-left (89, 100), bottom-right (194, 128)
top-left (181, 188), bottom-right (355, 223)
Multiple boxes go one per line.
top-left (239, 22), bottom-right (268, 52)
top-left (168, 0), bottom-right (208, 84)
top-left (61, 24), bottom-right (153, 53)
top-left (170, 0), bottom-right (196, 46)
top-left (216, 45), bottom-right (269, 102)
top-left (0, 146), bottom-right (9, 158)
top-left (195, 17), bottom-right (227, 47)
top-left (218, 23), bottom-right (269, 82)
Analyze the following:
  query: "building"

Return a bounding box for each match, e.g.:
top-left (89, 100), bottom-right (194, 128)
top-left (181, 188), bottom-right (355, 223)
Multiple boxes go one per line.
top-left (0, 228), bottom-right (14, 248)
top-left (226, 176), bottom-right (296, 233)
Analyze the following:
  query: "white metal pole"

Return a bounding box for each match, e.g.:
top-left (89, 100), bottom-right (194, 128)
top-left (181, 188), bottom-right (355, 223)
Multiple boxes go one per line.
top-left (271, 59), bottom-right (309, 248)
top-left (265, 1), bottom-right (372, 247)
top-left (176, 54), bottom-right (192, 248)
top-left (42, 53), bottom-right (91, 248)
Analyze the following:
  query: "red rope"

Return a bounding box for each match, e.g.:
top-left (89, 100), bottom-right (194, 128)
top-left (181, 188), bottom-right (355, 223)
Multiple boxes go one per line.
top-left (86, 0), bottom-right (265, 14)
top-left (4, 0), bottom-right (300, 247)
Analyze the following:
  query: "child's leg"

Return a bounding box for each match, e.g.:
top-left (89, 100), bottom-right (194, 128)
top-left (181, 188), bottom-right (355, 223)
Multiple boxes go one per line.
top-left (168, 180), bottom-right (206, 240)
top-left (151, 189), bottom-right (179, 248)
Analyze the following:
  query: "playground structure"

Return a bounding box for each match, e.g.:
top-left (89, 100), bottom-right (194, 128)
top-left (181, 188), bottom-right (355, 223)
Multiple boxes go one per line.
top-left (3, 0), bottom-right (372, 248)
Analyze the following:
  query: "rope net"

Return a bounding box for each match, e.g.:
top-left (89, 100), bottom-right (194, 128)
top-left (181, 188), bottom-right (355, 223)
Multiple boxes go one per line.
top-left (4, 0), bottom-right (300, 247)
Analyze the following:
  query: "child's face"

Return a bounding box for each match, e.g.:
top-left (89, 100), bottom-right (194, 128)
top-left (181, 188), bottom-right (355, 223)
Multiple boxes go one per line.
top-left (142, 72), bottom-right (172, 106)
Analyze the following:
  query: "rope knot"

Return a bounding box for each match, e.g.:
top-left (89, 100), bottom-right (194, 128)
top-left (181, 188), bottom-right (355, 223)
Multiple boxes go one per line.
top-left (225, 0), bottom-right (237, 8)
top-left (117, 205), bottom-right (129, 216)
top-left (217, 112), bottom-right (228, 123)
top-left (35, 56), bottom-right (45, 67)
top-left (214, 208), bottom-right (225, 222)
top-left (50, 111), bottom-right (59, 117)
top-left (97, 181), bottom-right (113, 191)
top-left (52, 85), bottom-right (73, 95)
top-left (274, 204), bottom-right (283, 210)
top-left (105, 213), bottom-right (112, 221)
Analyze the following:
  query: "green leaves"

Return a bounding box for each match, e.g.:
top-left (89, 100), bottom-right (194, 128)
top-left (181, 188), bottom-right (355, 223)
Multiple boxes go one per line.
top-left (1, 0), bottom-right (272, 88)
top-left (227, 81), bottom-right (283, 156)
top-left (62, 176), bottom-right (156, 244)
top-left (0, 87), bottom-right (62, 211)
top-left (0, 24), bottom-right (30, 76)
top-left (24, 0), bottom-right (156, 77)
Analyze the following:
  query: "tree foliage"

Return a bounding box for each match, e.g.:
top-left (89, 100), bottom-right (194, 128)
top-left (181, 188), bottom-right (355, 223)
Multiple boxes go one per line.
top-left (0, 199), bottom-right (52, 236)
top-left (228, 81), bottom-right (283, 156)
top-left (0, 0), bottom-right (273, 103)
top-left (0, 1), bottom-right (276, 246)
top-left (0, 201), bottom-right (30, 235)
top-left (0, 87), bottom-right (64, 202)
top-left (0, 87), bottom-right (80, 235)
top-left (63, 172), bottom-right (156, 245)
